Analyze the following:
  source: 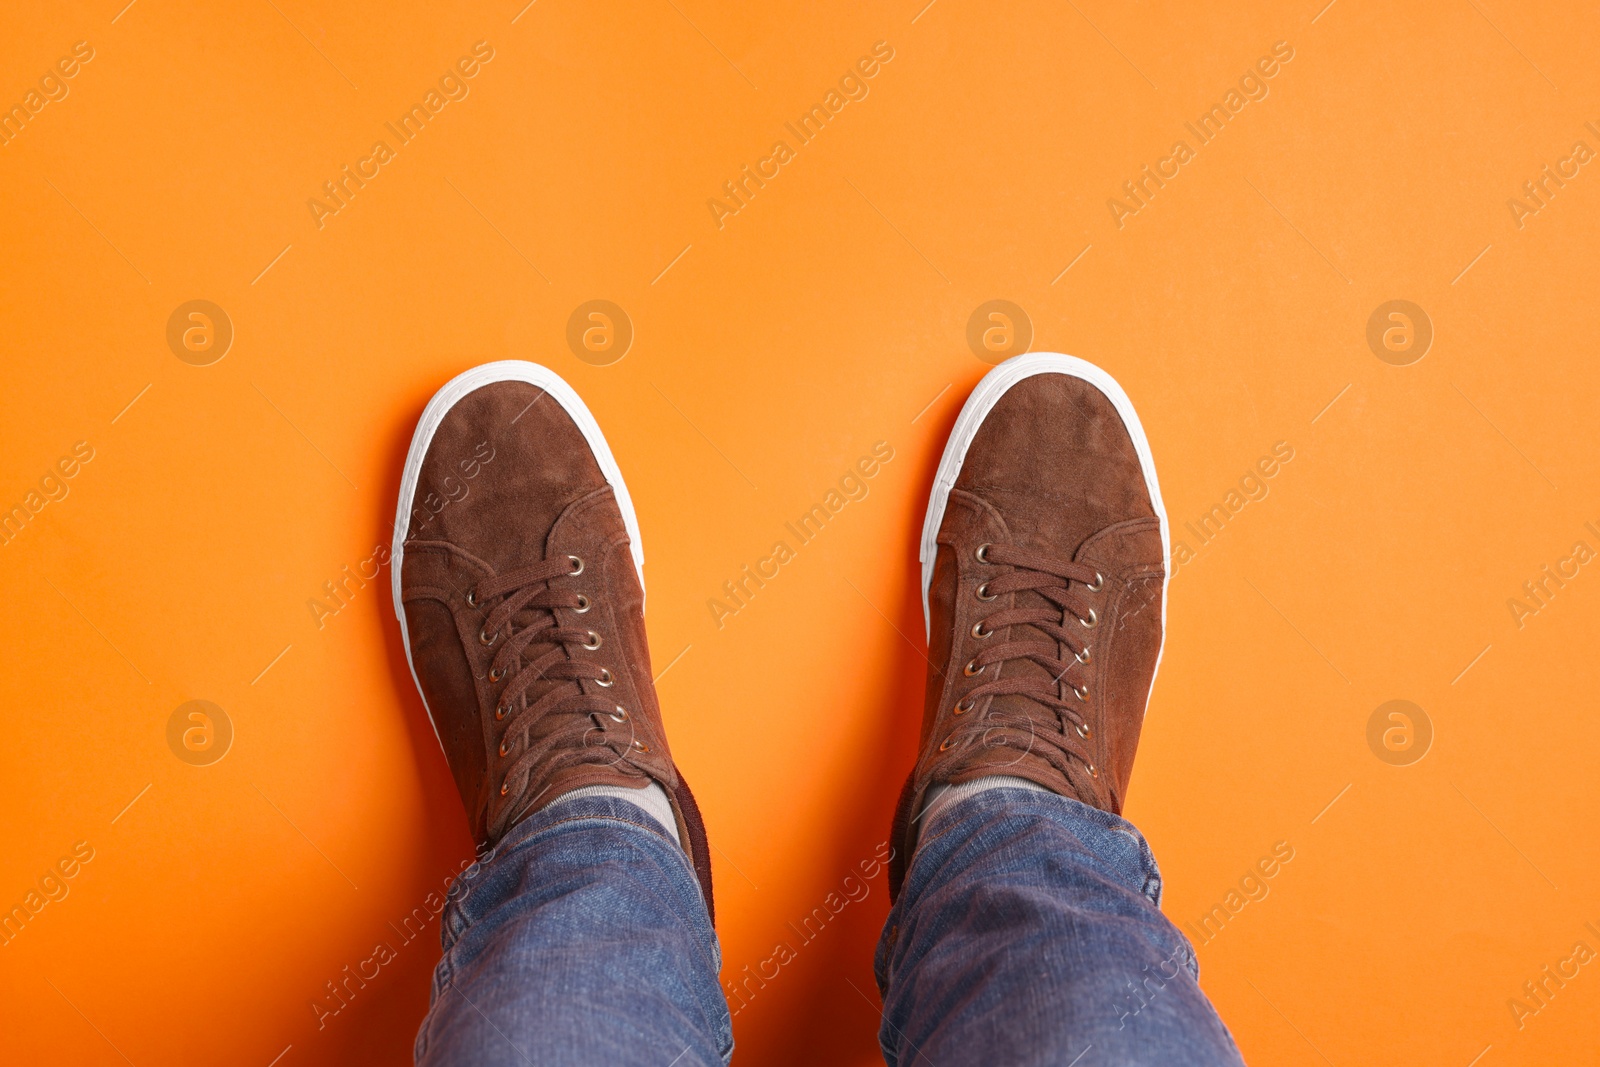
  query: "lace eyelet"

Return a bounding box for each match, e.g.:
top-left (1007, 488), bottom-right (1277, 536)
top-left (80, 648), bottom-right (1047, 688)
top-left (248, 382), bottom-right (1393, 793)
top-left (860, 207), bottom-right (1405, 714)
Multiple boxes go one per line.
top-left (1073, 683), bottom-right (1089, 701)
top-left (489, 666), bottom-right (506, 682)
top-left (963, 659), bottom-right (985, 677)
top-left (499, 783), bottom-right (509, 796)
top-left (595, 667), bottom-right (614, 687)
top-left (567, 555), bottom-right (584, 576)
top-left (1076, 721), bottom-right (1092, 739)
top-left (938, 733), bottom-right (958, 752)
top-left (479, 626), bottom-right (499, 646)
top-left (465, 588), bottom-right (479, 607)
top-left (583, 630), bottom-right (603, 650)
top-left (1087, 762), bottom-right (1099, 778)
top-left (573, 594), bottom-right (591, 614)
top-left (954, 697), bottom-right (973, 714)
top-left (1076, 646), bottom-right (1092, 665)
top-left (975, 543), bottom-right (993, 564)
top-left (1078, 608), bottom-right (1098, 630)
top-left (1086, 572), bottom-right (1104, 593)
top-left (498, 738), bottom-right (513, 757)
top-left (631, 739), bottom-right (650, 753)
top-left (971, 621), bottom-right (991, 639)
top-left (975, 583), bottom-right (996, 602)
top-left (609, 705), bottom-right (629, 723)
top-left (494, 704), bottom-right (508, 721)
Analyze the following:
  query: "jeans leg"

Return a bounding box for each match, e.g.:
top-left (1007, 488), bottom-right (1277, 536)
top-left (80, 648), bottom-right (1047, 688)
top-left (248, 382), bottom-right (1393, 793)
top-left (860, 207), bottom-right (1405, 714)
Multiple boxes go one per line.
top-left (416, 795), bottom-right (732, 1067)
top-left (875, 787), bottom-right (1244, 1067)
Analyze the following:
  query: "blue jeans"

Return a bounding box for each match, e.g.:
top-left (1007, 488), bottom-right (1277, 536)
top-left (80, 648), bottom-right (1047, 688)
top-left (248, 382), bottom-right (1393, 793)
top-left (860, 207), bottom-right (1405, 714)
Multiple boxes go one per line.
top-left (415, 788), bottom-right (1244, 1066)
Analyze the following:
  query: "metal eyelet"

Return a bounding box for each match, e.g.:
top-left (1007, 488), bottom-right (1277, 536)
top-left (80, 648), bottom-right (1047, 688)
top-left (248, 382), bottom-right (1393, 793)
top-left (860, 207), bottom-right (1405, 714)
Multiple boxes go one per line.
top-left (494, 704), bottom-right (508, 721)
top-left (499, 783), bottom-right (509, 796)
top-left (971, 621), bottom-right (992, 639)
top-left (583, 630), bottom-right (603, 650)
top-left (631, 739), bottom-right (650, 753)
top-left (573, 594), bottom-right (591, 614)
top-left (963, 659), bottom-right (985, 677)
top-left (938, 733), bottom-right (958, 752)
top-left (1073, 683), bottom-right (1089, 701)
top-left (489, 666), bottom-right (506, 682)
top-left (1078, 608), bottom-right (1098, 629)
top-left (954, 697), bottom-right (973, 715)
top-left (479, 626), bottom-right (499, 646)
top-left (975, 543), bottom-right (993, 563)
top-left (1076, 721), bottom-right (1093, 739)
top-left (567, 555), bottom-right (584, 576)
top-left (498, 738), bottom-right (513, 757)
top-left (609, 705), bottom-right (629, 723)
top-left (466, 588), bottom-right (479, 607)
top-left (975, 583), bottom-right (996, 602)
top-left (1086, 572), bottom-right (1104, 593)
top-left (1076, 646), bottom-right (1092, 665)
top-left (596, 668), bottom-right (614, 687)
top-left (1087, 763), bottom-right (1099, 778)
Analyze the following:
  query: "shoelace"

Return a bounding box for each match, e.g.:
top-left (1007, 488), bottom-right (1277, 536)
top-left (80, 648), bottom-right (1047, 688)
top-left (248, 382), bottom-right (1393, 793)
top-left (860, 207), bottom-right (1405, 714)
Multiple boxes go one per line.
top-left (942, 541), bottom-right (1104, 779)
top-left (470, 553), bottom-right (644, 835)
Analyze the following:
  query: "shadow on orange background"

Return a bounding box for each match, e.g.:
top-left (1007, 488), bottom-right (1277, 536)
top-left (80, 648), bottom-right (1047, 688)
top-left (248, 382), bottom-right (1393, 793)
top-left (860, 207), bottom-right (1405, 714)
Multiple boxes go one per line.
top-left (3, 1), bottom-right (1600, 1064)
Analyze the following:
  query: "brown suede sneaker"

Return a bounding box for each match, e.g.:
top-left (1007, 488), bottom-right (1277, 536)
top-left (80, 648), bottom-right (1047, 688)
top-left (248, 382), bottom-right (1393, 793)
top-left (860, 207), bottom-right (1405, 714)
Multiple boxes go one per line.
top-left (888, 353), bottom-right (1170, 898)
top-left (391, 361), bottom-right (713, 915)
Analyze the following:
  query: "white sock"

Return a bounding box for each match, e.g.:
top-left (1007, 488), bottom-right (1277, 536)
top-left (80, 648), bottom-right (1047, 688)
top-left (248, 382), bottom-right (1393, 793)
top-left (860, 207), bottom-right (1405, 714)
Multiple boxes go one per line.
top-left (549, 781), bottom-right (680, 846)
top-left (917, 775), bottom-right (1048, 845)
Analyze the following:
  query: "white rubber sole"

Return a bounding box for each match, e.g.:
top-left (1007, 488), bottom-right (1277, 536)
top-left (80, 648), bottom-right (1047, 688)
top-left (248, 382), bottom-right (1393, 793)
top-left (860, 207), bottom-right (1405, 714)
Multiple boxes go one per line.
top-left (390, 360), bottom-right (646, 750)
top-left (918, 353), bottom-right (1171, 677)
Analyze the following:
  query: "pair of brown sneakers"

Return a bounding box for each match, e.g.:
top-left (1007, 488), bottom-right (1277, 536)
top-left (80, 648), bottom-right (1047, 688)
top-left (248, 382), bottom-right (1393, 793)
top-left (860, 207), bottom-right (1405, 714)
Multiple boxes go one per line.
top-left (392, 354), bottom-right (1169, 914)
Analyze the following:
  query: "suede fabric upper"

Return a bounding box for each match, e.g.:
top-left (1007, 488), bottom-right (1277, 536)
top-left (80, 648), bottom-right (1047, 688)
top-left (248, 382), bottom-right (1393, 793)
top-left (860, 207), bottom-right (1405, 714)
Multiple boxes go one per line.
top-left (397, 377), bottom-right (713, 916)
top-left (890, 372), bottom-right (1167, 899)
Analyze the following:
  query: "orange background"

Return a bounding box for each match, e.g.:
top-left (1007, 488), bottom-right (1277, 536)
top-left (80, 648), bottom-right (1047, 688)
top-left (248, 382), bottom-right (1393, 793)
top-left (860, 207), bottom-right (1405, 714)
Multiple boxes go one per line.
top-left (3, 0), bottom-right (1599, 1063)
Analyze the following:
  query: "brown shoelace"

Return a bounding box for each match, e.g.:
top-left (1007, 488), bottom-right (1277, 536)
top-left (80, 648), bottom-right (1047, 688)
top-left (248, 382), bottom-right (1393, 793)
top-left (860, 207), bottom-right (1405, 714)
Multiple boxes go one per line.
top-left (471, 553), bottom-right (644, 837)
top-left (941, 541), bottom-right (1103, 779)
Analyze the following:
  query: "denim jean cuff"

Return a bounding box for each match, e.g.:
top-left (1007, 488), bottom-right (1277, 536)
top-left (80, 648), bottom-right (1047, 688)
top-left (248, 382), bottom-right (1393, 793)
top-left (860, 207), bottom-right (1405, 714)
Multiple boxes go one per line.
top-left (441, 794), bottom-right (694, 940)
top-left (919, 783), bottom-right (1165, 907)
